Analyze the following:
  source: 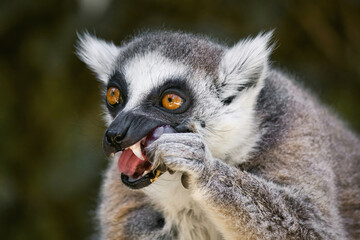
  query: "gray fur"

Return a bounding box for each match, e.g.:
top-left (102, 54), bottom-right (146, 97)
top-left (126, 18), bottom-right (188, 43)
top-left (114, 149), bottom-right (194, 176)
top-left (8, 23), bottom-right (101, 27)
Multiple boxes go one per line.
top-left (115, 31), bottom-right (224, 75)
top-left (77, 31), bottom-right (360, 240)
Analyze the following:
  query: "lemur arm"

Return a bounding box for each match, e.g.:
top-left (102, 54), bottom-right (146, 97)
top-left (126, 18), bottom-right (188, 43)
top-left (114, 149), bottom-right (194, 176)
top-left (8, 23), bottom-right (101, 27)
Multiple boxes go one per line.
top-left (147, 132), bottom-right (338, 240)
top-left (192, 160), bottom-right (333, 239)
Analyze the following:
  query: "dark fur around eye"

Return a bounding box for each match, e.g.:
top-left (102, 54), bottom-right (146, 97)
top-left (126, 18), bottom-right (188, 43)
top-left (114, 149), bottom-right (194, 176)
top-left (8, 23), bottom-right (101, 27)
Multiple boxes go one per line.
top-left (106, 72), bottom-right (128, 116)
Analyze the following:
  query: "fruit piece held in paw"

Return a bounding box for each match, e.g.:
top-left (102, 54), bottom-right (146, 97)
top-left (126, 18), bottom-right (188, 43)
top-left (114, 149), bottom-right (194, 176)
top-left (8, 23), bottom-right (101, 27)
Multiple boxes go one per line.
top-left (145, 125), bottom-right (177, 146)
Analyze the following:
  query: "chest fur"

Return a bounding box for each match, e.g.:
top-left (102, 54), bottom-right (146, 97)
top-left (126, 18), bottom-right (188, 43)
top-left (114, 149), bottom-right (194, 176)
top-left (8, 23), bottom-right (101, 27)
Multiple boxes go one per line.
top-left (143, 172), bottom-right (221, 240)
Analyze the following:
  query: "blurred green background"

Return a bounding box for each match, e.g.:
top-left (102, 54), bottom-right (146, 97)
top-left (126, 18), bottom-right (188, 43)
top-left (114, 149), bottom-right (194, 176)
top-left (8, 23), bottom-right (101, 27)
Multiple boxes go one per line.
top-left (1, 0), bottom-right (359, 239)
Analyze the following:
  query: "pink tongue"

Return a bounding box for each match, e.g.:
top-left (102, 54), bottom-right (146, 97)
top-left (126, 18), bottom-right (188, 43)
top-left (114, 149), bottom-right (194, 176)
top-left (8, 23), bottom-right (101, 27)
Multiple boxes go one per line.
top-left (118, 149), bottom-right (146, 176)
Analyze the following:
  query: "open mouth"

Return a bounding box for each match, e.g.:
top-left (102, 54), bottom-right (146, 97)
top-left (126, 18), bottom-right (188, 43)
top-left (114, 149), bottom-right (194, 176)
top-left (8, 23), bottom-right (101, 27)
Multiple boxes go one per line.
top-left (115, 125), bottom-right (176, 189)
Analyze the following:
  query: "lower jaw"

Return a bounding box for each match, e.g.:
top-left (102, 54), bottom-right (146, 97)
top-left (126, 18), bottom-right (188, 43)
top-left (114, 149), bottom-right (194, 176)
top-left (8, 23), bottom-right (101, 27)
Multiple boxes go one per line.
top-left (121, 170), bottom-right (163, 189)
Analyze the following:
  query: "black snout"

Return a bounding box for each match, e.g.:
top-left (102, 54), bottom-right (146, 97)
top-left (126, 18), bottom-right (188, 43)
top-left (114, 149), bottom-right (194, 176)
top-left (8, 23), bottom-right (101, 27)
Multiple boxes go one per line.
top-left (105, 129), bottom-right (126, 148)
top-left (103, 112), bottom-right (165, 157)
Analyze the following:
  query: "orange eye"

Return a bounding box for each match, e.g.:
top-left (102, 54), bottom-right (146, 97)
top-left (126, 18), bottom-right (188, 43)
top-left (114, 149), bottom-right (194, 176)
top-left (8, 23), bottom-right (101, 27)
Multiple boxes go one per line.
top-left (107, 87), bottom-right (122, 105)
top-left (162, 93), bottom-right (183, 110)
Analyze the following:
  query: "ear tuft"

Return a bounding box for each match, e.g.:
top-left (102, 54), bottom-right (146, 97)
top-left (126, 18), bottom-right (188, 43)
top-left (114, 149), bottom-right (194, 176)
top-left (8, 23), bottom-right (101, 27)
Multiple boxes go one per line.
top-left (218, 31), bottom-right (274, 100)
top-left (76, 32), bottom-right (120, 83)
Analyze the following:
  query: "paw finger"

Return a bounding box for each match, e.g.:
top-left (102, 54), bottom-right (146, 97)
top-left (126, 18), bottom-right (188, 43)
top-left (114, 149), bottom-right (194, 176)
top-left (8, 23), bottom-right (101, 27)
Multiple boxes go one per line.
top-left (164, 157), bottom-right (204, 174)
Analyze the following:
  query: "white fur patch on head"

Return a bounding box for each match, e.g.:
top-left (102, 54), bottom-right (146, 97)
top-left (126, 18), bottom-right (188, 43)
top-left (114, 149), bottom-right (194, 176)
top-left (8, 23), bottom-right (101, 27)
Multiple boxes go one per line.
top-left (218, 31), bottom-right (273, 100)
top-left (122, 51), bottom-right (189, 110)
top-left (76, 33), bottom-right (120, 83)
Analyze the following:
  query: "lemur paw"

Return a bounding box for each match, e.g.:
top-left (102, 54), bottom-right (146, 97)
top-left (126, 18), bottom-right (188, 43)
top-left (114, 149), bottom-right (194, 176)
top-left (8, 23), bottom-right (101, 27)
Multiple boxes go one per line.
top-left (145, 133), bottom-right (211, 175)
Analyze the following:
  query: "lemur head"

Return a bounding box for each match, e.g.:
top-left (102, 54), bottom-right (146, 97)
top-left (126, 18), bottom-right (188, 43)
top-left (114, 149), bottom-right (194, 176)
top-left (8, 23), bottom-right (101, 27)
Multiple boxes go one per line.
top-left (77, 31), bottom-right (272, 188)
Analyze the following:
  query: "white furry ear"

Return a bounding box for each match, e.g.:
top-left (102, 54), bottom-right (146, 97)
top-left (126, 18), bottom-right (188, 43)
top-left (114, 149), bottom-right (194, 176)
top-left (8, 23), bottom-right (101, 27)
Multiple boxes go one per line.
top-left (218, 31), bottom-right (273, 103)
top-left (76, 33), bottom-right (120, 83)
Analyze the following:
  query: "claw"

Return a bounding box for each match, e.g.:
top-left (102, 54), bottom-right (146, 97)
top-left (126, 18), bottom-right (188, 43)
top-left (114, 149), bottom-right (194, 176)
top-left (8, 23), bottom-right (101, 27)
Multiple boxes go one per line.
top-left (150, 170), bottom-right (162, 183)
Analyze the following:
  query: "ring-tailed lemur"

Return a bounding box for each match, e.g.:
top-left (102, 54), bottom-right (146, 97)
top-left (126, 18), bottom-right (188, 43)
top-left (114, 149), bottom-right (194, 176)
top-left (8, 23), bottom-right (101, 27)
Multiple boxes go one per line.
top-left (77, 31), bottom-right (360, 240)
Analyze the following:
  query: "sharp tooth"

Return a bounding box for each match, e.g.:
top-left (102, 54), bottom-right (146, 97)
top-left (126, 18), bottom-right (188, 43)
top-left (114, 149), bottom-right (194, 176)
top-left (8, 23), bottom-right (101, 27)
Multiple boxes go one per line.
top-left (113, 151), bottom-right (122, 160)
top-left (133, 147), bottom-right (144, 160)
top-left (129, 141), bottom-right (144, 160)
top-left (142, 170), bottom-right (150, 177)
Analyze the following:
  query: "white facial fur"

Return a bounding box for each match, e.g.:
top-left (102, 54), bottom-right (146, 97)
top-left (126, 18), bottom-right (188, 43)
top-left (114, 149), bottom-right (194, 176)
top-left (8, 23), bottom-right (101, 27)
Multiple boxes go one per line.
top-left (195, 85), bottom-right (263, 164)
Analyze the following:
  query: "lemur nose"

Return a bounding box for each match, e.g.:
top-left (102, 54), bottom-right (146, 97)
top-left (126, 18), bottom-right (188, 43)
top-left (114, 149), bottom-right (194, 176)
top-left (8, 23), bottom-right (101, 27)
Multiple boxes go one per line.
top-left (105, 130), bottom-right (125, 147)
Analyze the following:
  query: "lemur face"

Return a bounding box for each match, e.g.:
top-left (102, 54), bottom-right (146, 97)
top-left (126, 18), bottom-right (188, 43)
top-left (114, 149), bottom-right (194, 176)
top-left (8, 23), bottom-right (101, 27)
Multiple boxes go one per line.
top-left (104, 52), bottom-right (193, 149)
top-left (77, 31), bottom-right (272, 189)
top-left (103, 52), bottom-right (204, 188)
